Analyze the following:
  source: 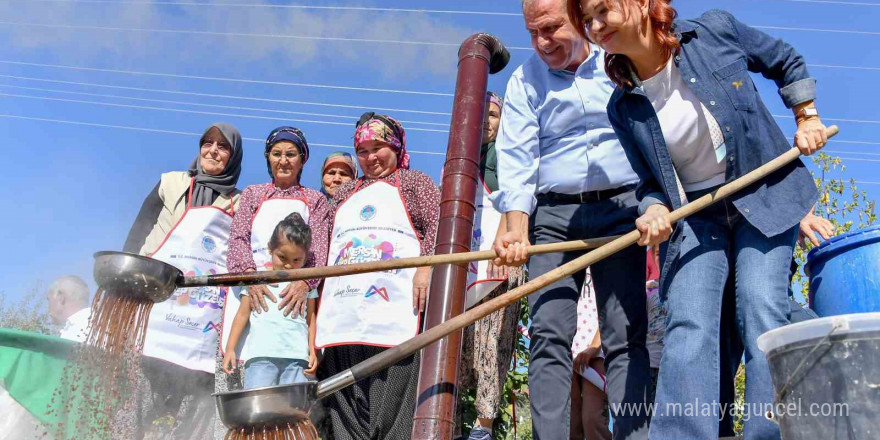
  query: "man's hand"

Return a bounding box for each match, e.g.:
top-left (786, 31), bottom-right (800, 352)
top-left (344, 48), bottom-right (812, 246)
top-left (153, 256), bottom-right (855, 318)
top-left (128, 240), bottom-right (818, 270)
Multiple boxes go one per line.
top-left (493, 211), bottom-right (531, 267)
top-left (279, 281), bottom-right (310, 318)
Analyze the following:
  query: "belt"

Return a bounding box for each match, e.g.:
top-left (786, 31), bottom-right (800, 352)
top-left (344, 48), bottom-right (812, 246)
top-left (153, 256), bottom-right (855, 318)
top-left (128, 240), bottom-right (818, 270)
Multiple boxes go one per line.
top-left (536, 184), bottom-right (636, 205)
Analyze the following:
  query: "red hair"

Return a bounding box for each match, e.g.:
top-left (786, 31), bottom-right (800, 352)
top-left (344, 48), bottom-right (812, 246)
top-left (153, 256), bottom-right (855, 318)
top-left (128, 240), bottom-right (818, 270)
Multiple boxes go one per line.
top-left (566, 0), bottom-right (680, 87)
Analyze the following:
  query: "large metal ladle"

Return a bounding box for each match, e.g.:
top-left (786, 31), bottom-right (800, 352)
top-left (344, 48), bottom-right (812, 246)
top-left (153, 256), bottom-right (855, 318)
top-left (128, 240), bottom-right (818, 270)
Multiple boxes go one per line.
top-left (92, 236), bottom-right (617, 304)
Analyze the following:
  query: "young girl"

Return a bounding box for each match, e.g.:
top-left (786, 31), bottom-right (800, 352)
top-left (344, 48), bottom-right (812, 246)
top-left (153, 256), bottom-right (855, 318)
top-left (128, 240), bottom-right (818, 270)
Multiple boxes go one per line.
top-left (222, 212), bottom-right (318, 389)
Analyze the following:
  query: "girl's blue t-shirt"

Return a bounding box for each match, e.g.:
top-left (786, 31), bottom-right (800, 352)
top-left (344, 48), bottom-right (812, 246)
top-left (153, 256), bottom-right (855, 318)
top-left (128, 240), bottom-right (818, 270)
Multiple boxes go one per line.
top-left (239, 282), bottom-right (317, 361)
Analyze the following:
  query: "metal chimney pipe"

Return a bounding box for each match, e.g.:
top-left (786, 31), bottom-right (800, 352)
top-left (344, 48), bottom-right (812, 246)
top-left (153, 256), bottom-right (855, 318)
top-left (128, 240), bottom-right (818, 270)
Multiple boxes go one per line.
top-left (411, 33), bottom-right (510, 440)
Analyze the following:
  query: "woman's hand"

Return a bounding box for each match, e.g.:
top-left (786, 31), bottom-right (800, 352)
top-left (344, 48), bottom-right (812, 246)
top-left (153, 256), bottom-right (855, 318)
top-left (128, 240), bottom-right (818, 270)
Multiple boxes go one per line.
top-left (244, 269), bottom-right (276, 314)
top-left (636, 204), bottom-right (673, 247)
top-left (221, 351), bottom-right (237, 375)
top-left (487, 259), bottom-right (509, 279)
top-left (799, 213), bottom-right (834, 247)
top-left (412, 266), bottom-right (432, 313)
top-left (279, 281), bottom-right (310, 318)
top-left (793, 117), bottom-right (828, 156)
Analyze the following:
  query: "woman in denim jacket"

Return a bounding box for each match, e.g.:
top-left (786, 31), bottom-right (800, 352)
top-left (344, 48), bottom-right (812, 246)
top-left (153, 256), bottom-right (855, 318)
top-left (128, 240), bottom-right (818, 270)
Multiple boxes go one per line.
top-left (567, 1), bottom-right (829, 439)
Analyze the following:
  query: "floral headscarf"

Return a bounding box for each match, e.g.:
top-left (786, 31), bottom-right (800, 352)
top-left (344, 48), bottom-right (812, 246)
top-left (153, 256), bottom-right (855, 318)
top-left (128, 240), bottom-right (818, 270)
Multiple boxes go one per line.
top-left (354, 112), bottom-right (409, 169)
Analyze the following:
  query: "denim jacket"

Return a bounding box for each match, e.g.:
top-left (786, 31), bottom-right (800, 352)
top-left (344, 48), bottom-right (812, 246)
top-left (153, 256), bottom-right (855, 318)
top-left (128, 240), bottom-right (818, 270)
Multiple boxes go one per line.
top-left (606, 9), bottom-right (818, 291)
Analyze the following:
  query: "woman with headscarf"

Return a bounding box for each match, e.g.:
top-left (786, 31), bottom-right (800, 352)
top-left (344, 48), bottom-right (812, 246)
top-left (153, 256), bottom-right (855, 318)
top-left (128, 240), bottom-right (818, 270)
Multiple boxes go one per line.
top-left (319, 151), bottom-right (358, 199)
top-left (224, 125), bottom-right (331, 366)
top-left (122, 122), bottom-right (243, 440)
top-left (315, 112), bottom-right (440, 440)
top-left (455, 91), bottom-right (525, 440)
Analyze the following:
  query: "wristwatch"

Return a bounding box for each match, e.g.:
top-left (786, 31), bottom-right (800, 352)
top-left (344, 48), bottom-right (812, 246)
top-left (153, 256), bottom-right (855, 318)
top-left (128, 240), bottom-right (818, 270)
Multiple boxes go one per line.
top-left (796, 107), bottom-right (819, 121)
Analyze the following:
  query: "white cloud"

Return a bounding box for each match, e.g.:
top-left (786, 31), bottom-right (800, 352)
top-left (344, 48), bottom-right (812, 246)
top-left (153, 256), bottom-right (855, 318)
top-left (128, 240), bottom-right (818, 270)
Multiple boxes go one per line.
top-left (0, 0), bottom-right (474, 80)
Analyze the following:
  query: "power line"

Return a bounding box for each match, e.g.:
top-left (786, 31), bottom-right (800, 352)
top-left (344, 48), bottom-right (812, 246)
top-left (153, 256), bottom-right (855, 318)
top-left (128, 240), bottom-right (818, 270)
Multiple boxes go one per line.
top-left (0, 83), bottom-right (451, 127)
top-left (808, 64), bottom-right (880, 72)
top-left (3, 18), bottom-right (879, 42)
top-left (754, 24), bottom-right (880, 36)
top-left (855, 181), bottom-right (880, 185)
top-left (0, 74), bottom-right (453, 116)
top-left (10, 0), bottom-right (880, 13)
top-left (774, 114), bottom-right (880, 124)
top-left (0, 60), bottom-right (455, 97)
top-left (0, 21), bottom-right (469, 49)
top-left (826, 150), bottom-right (880, 156)
top-left (761, 0), bottom-right (880, 6)
top-left (0, 0), bottom-right (523, 16)
top-left (837, 156), bottom-right (880, 163)
top-left (0, 92), bottom-right (450, 133)
top-left (0, 113), bottom-right (445, 155)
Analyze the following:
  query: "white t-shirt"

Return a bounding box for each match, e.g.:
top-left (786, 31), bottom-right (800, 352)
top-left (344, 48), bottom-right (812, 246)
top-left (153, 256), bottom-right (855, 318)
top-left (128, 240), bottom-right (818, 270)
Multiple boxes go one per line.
top-left (59, 307), bottom-right (91, 343)
top-left (641, 57), bottom-right (727, 193)
top-left (239, 283), bottom-right (317, 362)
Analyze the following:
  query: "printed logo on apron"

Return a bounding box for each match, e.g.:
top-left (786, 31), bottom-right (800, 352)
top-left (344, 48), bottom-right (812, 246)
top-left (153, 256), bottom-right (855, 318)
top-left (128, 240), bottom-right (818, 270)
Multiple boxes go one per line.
top-left (316, 172), bottom-right (421, 348)
top-left (142, 179), bottom-right (233, 373)
top-left (465, 177), bottom-right (506, 309)
top-left (219, 192), bottom-right (310, 362)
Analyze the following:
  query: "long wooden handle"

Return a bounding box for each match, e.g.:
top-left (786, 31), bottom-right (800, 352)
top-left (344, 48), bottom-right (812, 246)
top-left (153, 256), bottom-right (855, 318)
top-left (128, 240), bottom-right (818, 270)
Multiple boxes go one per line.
top-left (317, 125), bottom-right (839, 398)
top-left (181, 235), bottom-right (619, 288)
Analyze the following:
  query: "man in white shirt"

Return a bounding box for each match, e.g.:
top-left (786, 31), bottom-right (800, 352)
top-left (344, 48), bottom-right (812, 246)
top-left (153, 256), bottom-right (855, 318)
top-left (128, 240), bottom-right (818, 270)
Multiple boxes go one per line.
top-left (46, 275), bottom-right (91, 343)
top-left (492, 0), bottom-right (651, 438)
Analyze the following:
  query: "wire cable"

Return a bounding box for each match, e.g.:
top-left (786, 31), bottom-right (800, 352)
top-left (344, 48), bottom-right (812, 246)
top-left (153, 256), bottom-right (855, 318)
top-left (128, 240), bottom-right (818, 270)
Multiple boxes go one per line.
top-left (0, 92), bottom-right (450, 132)
top-left (0, 113), bottom-right (445, 155)
top-left (0, 74), bottom-right (453, 116)
top-left (0, 83), bottom-right (450, 127)
top-left (0, 61), bottom-right (455, 97)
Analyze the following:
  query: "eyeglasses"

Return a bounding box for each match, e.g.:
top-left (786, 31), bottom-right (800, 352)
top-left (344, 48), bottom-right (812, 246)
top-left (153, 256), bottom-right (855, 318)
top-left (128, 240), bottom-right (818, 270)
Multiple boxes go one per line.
top-left (269, 150), bottom-right (302, 161)
top-left (201, 140), bottom-right (232, 152)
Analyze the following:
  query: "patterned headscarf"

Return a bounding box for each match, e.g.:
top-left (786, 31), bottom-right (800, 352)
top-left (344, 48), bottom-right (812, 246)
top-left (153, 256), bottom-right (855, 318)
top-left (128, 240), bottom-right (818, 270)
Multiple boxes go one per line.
top-left (486, 91), bottom-right (503, 110)
top-left (264, 126), bottom-right (309, 178)
top-left (354, 112), bottom-right (409, 169)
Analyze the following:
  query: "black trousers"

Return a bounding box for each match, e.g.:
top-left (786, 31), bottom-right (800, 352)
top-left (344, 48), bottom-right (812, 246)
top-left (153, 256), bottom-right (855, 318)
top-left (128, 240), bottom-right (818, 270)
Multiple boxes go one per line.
top-left (527, 190), bottom-right (651, 440)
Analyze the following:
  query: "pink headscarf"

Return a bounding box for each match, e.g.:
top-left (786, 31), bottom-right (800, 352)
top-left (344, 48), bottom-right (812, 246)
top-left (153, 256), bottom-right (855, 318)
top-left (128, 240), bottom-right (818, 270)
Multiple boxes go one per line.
top-left (354, 114), bottom-right (409, 169)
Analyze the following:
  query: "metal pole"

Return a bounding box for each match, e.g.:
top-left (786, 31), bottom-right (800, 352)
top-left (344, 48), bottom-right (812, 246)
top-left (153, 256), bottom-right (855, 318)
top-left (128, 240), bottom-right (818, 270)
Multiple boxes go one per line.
top-left (411, 33), bottom-right (509, 440)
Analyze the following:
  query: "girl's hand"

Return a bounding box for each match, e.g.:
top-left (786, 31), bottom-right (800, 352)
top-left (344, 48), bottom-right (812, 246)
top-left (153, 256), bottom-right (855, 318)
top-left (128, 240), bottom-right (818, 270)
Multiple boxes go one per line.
top-left (794, 117), bottom-right (828, 156)
top-left (636, 204), bottom-right (673, 247)
top-left (222, 352), bottom-right (237, 375)
top-left (279, 281), bottom-right (310, 318)
top-left (305, 349), bottom-right (319, 376)
top-left (412, 266), bottom-right (432, 313)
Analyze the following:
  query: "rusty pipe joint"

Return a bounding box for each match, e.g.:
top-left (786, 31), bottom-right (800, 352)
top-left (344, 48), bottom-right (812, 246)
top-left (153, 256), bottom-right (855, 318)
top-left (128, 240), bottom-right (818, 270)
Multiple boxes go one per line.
top-left (457, 33), bottom-right (510, 74)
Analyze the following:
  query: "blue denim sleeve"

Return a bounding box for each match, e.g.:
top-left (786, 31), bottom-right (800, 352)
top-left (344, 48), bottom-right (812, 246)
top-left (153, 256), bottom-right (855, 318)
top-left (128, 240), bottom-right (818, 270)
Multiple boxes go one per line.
top-left (606, 97), bottom-right (671, 216)
top-left (713, 9), bottom-right (816, 108)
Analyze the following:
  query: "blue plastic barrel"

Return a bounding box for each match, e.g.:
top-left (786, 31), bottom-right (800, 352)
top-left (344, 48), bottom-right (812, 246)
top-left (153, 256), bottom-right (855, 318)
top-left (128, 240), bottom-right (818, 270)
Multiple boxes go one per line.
top-left (806, 225), bottom-right (880, 317)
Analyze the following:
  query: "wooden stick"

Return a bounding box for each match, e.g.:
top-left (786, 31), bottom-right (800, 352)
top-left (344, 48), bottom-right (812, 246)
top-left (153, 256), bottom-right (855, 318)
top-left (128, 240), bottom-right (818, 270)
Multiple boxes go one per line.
top-left (317, 126), bottom-right (839, 397)
top-left (181, 235), bottom-right (618, 287)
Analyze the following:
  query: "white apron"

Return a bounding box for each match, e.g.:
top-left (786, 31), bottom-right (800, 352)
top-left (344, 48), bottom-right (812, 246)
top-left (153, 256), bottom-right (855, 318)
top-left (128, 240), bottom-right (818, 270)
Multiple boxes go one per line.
top-left (142, 179), bottom-right (233, 373)
top-left (316, 173), bottom-right (421, 348)
top-left (219, 192), bottom-right (310, 362)
top-left (465, 178), bottom-right (506, 308)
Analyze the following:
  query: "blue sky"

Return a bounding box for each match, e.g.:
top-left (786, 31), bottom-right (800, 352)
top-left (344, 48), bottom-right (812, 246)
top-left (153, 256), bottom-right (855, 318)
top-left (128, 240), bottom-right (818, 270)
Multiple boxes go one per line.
top-left (1, 0), bottom-right (878, 300)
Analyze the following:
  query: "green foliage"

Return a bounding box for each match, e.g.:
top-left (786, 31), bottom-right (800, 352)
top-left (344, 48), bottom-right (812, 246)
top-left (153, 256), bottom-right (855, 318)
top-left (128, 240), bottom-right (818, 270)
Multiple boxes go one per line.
top-left (0, 282), bottom-right (54, 334)
top-left (791, 153), bottom-right (877, 302)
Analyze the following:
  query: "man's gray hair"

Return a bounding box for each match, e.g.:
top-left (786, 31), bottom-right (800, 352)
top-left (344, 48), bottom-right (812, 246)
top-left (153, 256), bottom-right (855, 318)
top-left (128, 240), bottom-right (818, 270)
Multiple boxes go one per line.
top-left (48, 275), bottom-right (90, 305)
